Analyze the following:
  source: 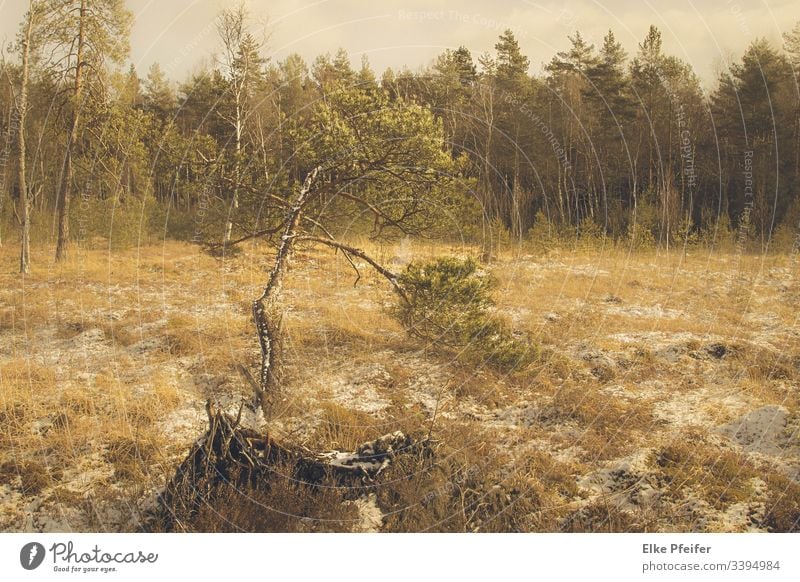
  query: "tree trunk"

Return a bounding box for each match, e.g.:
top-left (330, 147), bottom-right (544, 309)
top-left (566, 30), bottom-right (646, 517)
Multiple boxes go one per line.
top-left (55, 0), bottom-right (86, 262)
top-left (223, 101), bottom-right (242, 247)
top-left (18, 2), bottom-right (34, 274)
top-left (0, 84), bottom-right (13, 248)
top-left (252, 166), bottom-right (321, 414)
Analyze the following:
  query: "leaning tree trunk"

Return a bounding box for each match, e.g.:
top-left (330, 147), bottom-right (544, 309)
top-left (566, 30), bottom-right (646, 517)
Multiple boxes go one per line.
top-left (251, 166), bottom-right (321, 414)
top-left (156, 165), bottom-right (437, 531)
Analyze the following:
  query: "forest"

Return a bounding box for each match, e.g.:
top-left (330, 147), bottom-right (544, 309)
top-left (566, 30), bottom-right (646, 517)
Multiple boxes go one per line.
top-left (1, 1), bottom-right (800, 265)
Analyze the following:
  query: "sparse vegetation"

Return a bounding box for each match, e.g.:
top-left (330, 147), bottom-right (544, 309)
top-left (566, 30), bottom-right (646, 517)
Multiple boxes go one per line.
top-left (0, 241), bottom-right (797, 532)
top-left (1, 1), bottom-right (799, 535)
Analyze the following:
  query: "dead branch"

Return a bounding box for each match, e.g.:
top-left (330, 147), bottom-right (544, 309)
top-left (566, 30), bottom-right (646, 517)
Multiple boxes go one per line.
top-left (204, 210), bottom-right (332, 251)
top-left (211, 223), bottom-right (285, 249)
top-left (297, 236), bottom-right (410, 305)
top-left (154, 400), bottom-right (432, 531)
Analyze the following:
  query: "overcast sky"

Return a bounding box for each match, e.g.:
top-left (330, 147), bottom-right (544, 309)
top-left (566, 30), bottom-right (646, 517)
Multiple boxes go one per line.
top-left (1, 0), bottom-right (797, 87)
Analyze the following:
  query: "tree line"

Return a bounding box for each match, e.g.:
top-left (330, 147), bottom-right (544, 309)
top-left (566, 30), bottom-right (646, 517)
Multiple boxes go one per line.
top-left (2, 1), bottom-right (800, 273)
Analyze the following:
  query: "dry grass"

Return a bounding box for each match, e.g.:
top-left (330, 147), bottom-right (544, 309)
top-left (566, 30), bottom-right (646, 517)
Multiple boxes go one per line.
top-left (653, 438), bottom-right (758, 510)
top-left (0, 239), bottom-right (798, 531)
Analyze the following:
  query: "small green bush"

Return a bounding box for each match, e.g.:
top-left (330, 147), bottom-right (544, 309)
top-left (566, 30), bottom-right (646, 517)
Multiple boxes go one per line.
top-left (526, 210), bottom-right (559, 253)
top-left (393, 257), bottom-right (535, 371)
top-left (626, 220), bottom-right (655, 250)
top-left (672, 216), bottom-right (699, 247)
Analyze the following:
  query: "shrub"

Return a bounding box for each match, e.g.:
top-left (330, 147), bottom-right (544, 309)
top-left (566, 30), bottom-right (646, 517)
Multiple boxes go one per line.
top-left (526, 210), bottom-right (559, 253)
top-left (699, 212), bottom-right (736, 251)
top-left (672, 216), bottom-right (700, 247)
top-left (626, 200), bottom-right (658, 250)
top-left (393, 257), bottom-right (535, 371)
top-left (577, 217), bottom-right (605, 241)
top-left (627, 220), bottom-right (655, 250)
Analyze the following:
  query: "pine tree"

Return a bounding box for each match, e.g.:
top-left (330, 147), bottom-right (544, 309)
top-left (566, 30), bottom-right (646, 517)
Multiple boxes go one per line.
top-left (42, 0), bottom-right (133, 261)
top-left (143, 63), bottom-right (175, 121)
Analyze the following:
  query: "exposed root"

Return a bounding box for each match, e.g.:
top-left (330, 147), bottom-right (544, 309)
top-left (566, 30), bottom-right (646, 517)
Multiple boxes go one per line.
top-left (153, 399), bottom-right (433, 531)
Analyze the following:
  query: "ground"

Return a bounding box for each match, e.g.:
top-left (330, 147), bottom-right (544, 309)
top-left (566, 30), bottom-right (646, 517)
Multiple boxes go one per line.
top-left (0, 239), bottom-right (798, 532)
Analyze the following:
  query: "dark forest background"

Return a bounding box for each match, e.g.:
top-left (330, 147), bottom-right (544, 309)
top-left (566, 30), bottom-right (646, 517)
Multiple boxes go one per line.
top-left (2, 1), bottom-right (800, 270)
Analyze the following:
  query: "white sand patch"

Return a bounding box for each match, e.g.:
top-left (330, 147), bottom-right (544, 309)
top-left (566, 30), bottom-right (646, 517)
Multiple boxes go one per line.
top-left (493, 401), bottom-right (540, 427)
top-left (706, 478), bottom-right (767, 532)
top-left (577, 450), bottom-right (662, 511)
top-left (328, 363), bottom-right (394, 414)
top-left (349, 493), bottom-right (384, 532)
top-left (0, 485), bottom-right (24, 532)
top-left (565, 265), bottom-right (610, 277)
top-left (35, 328), bottom-right (117, 372)
top-left (57, 452), bottom-right (115, 495)
top-left (503, 306), bottom-right (532, 325)
top-left (159, 404), bottom-right (209, 444)
top-left (655, 384), bottom-right (750, 430)
top-left (607, 331), bottom-right (716, 346)
top-left (400, 355), bottom-right (450, 414)
top-left (330, 378), bottom-right (391, 414)
top-left (717, 405), bottom-right (799, 458)
top-left (605, 304), bottom-right (685, 320)
top-left (600, 384), bottom-right (643, 400)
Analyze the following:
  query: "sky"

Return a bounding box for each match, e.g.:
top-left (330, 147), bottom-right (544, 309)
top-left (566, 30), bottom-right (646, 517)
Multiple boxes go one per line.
top-left (0, 0), bottom-right (797, 87)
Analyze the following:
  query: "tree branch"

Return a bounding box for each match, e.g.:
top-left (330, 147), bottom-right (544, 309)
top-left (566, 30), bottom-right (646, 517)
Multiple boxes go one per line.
top-left (296, 236), bottom-right (410, 305)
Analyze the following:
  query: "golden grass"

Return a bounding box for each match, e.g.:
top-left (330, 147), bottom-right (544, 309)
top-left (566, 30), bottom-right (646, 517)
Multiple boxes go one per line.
top-left (0, 239), bottom-right (798, 532)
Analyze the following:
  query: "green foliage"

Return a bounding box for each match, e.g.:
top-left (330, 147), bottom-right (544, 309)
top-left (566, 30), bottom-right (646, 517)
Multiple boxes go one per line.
top-left (69, 195), bottom-right (158, 249)
top-left (699, 213), bottom-right (737, 251)
top-left (395, 257), bottom-right (494, 342)
top-left (769, 223), bottom-right (796, 253)
top-left (575, 218), bottom-right (605, 249)
top-left (626, 221), bottom-right (655, 250)
top-left (393, 257), bottom-right (535, 371)
top-left (626, 201), bottom-right (658, 249)
top-left (770, 199), bottom-right (800, 252)
top-left (433, 188), bottom-right (485, 243)
top-left (289, 83), bottom-right (467, 240)
top-left (4, 14), bottom-right (800, 262)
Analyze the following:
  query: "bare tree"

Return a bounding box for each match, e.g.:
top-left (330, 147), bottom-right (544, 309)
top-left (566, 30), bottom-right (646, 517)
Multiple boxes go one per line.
top-left (53, 0), bottom-right (86, 262)
top-left (216, 2), bottom-right (265, 247)
top-left (15, 1), bottom-right (41, 274)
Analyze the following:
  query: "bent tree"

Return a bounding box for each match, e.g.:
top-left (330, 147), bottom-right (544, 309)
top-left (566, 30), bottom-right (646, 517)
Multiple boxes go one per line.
top-left (231, 82), bottom-right (464, 415)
